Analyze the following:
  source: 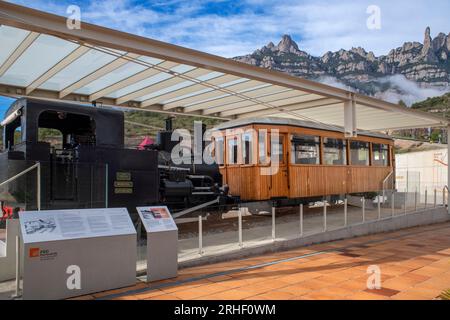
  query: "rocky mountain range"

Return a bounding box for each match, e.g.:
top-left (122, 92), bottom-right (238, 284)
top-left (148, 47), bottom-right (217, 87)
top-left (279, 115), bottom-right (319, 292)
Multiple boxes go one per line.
top-left (234, 28), bottom-right (450, 105)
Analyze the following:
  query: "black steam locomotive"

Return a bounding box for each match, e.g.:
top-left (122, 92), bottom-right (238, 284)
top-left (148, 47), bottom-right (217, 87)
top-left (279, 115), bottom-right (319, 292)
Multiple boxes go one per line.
top-left (0, 98), bottom-right (230, 214)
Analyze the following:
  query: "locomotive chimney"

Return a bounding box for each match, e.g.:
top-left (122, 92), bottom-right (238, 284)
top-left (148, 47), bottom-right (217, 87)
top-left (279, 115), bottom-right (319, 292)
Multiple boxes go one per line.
top-left (165, 116), bottom-right (174, 132)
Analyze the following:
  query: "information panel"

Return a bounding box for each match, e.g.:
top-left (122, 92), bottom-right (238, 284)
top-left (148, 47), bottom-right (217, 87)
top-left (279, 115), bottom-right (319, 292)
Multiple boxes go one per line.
top-left (137, 206), bottom-right (178, 233)
top-left (20, 208), bottom-right (137, 300)
top-left (136, 206), bottom-right (178, 282)
top-left (20, 208), bottom-right (135, 244)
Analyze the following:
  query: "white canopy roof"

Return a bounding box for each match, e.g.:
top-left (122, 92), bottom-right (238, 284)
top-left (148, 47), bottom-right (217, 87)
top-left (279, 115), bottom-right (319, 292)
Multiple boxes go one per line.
top-left (0, 1), bottom-right (448, 133)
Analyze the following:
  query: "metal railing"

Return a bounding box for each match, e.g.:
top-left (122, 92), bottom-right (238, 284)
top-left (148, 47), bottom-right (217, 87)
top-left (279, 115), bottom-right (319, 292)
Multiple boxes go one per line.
top-left (0, 162), bottom-right (41, 211)
top-left (180, 188), bottom-right (449, 260)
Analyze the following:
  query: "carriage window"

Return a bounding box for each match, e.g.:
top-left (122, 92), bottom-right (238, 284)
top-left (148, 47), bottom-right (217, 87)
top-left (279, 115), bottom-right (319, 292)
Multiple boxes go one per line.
top-left (258, 130), bottom-right (269, 165)
top-left (227, 137), bottom-right (239, 165)
top-left (291, 135), bottom-right (320, 165)
top-left (323, 138), bottom-right (347, 165)
top-left (372, 143), bottom-right (389, 166)
top-left (271, 136), bottom-right (285, 164)
top-left (242, 132), bottom-right (253, 165)
top-left (350, 141), bottom-right (370, 166)
top-left (215, 137), bottom-right (224, 166)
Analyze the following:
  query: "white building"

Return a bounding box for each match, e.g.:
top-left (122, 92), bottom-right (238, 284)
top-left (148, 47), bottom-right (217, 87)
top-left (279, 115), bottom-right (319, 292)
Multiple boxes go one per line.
top-left (396, 147), bottom-right (448, 194)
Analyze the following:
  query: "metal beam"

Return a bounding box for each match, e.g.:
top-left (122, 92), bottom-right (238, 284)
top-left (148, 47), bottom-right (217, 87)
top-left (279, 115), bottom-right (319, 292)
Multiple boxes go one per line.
top-left (236, 98), bottom-right (339, 119)
top-left (354, 94), bottom-right (448, 127)
top-left (140, 73), bottom-right (232, 109)
top-left (162, 79), bottom-right (252, 111)
top-left (203, 90), bottom-right (303, 115)
top-left (88, 60), bottom-right (178, 102)
top-left (59, 52), bottom-right (141, 98)
top-left (182, 81), bottom-right (267, 112)
top-left (124, 120), bottom-right (164, 130)
top-left (26, 45), bottom-right (90, 95)
top-left (0, 31), bottom-right (40, 77)
top-left (115, 68), bottom-right (212, 105)
top-left (0, 84), bottom-right (230, 121)
top-left (222, 94), bottom-right (325, 117)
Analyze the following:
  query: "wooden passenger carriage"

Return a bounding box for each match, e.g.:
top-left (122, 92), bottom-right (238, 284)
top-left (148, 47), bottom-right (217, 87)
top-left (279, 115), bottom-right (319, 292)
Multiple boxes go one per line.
top-left (213, 118), bottom-right (395, 202)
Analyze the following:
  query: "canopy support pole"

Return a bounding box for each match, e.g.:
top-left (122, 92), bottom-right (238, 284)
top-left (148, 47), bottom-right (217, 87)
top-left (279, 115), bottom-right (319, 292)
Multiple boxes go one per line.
top-left (344, 98), bottom-right (357, 138)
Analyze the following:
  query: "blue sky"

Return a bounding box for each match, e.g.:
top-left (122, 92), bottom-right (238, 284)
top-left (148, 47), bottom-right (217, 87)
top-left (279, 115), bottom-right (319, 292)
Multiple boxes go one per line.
top-left (1, 0), bottom-right (450, 113)
top-left (6, 0), bottom-right (450, 57)
top-left (0, 97), bottom-right (15, 117)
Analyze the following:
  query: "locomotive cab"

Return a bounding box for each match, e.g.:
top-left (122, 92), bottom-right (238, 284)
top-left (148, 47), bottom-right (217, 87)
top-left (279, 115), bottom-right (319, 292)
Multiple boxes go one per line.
top-left (0, 98), bottom-right (159, 211)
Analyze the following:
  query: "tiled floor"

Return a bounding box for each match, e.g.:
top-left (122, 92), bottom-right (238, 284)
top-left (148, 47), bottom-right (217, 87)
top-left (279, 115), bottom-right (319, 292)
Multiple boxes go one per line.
top-left (160, 202), bottom-right (438, 267)
top-left (77, 222), bottom-right (450, 300)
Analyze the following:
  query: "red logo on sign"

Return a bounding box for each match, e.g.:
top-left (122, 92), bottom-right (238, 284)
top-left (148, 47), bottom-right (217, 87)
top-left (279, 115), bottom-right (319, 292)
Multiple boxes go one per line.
top-left (29, 248), bottom-right (40, 258)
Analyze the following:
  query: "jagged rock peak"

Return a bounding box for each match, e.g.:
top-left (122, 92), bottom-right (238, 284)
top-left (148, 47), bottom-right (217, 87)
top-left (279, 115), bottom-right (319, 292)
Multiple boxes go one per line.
top-left (233, 26), bottom-right (450, 96)
top-left (422, 26), bottom-right (438, 62)
top-left (425, 27), bottom-right (432, 42)
top-left (277, 34), bottom-right (300, 53)
top-left (350, 47), bottom-right (368, 57)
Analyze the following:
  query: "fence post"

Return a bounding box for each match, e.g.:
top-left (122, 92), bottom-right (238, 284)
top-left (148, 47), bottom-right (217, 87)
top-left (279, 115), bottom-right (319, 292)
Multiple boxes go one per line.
top-left (272, 206), bottom-right (276, 241)
top-left (323, 200), bottom-right (327, 232)
top-left (404, 191), bottom-right (407, 215)
top-left (391, 192), bottom-right (395, 217)
top-left (37, 162), bottom-right (41, 211)
top-left (198, 216), bottom-right (203, 255)
top-left (238, 208), bottom-right (243, 248)
top-left (434, 189), bottom-right (437, 208)
top-left (344, 197), bottom-right (348, 227)
top-left (105, 163), bottom-right (109, 208)
top-left (362, 197), bottom-right (365, 223)
top-left (443, 188), bottom-right (446, 206)
top-left (13, 235), bottom-right (21, 298)
top-left (377, 193), bottom-right (381, 220)
top-left (299, 204), bottom-right (303, 238)
top-left (415, 188), bottom-right (418, 212)
top-left (424, 189), bottom-right (428, 209)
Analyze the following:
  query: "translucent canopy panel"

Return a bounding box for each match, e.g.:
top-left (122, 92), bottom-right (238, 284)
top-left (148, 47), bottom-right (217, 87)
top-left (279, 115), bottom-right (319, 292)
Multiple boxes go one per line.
top-left (0, 1), bottom-right (447, 131)
top-left (0, 33), bottom-right (79, 87)
top-left (0, 26), bottom-right (30, 66)
top-left (39, 49), bottom-right (123, 91)
top-left (74, 56), bottom-right (163, 95)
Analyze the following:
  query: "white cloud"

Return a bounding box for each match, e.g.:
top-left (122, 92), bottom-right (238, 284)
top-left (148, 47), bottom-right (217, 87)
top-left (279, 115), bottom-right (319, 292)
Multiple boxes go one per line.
top-left (316, 76), bottom-right (353, 91)
top-left (375, 75), bottom-right (450, 106)
top-left (8, 0), bottom-right (450, 58)
top-left (316, 74), bottom-right (450, 105)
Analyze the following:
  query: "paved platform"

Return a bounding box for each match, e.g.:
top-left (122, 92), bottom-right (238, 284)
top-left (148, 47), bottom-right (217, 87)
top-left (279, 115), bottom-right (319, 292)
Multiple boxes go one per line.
top-left (77, 221), bottom-right (450, 300)
top-left (137, 201), bottom-right (444, 271)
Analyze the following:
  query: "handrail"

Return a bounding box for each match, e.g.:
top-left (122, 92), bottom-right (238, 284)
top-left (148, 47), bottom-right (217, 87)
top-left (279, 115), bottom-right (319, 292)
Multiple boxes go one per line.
top-left (0, 162), bottom-right (41, 210)
top-left (382, 170), bottom-right (394, 186)
top-left (382, 170), bottom-right (395, 196)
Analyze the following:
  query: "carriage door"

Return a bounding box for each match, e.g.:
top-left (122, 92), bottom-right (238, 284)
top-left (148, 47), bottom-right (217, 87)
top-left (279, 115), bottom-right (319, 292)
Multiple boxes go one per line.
top-left (270, 133), bottom-right (289, 198)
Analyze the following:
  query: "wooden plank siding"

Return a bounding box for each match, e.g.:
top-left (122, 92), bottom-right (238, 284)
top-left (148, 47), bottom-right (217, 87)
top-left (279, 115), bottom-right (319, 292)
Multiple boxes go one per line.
top-left (217, 123), bottom-right (394, 201)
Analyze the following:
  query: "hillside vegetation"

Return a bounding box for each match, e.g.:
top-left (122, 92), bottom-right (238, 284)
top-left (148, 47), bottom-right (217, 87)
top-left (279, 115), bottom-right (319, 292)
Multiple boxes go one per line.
top-left (124, 111), bottom-right (224, 147)
top-left (411, 92), bottom-right (450, 114)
